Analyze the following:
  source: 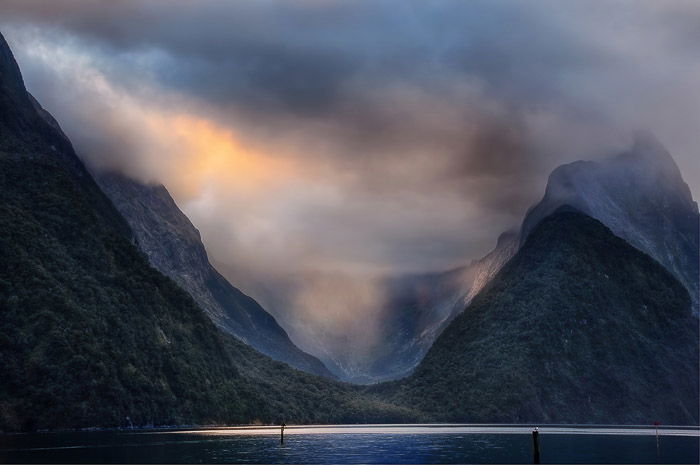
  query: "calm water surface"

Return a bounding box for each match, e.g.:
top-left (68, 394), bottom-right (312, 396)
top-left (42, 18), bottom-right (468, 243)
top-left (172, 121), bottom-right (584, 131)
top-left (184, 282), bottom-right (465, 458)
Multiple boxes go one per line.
top-left (0, 424), bottom-right (698, 464)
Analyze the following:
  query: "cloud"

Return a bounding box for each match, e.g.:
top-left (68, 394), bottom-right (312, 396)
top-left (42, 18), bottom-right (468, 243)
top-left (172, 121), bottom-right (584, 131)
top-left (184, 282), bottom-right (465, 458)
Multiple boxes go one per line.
top-left (1, 0), bottom-right (698, 368)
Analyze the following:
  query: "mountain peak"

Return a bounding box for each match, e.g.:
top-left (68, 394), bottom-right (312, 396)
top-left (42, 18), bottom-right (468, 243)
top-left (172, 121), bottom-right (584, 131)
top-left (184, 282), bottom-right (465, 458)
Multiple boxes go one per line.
top-left (521, 136), bottom-right (699, 315)
top-left (1, 30), bottom-right (65, 140)
top-left (0, 31), bottom-right (22, 86)
top-left (609, 131), bottom-right (686, 185)
top-left (0, 30), bottom-right (39, 139)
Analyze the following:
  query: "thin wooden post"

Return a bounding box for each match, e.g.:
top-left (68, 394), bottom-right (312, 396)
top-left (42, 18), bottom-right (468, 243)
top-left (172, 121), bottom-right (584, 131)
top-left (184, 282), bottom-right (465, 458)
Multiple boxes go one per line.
top-left (654, 421), bottom-right (661, 458)
top-left (532, 427), bottom-right (540, 464)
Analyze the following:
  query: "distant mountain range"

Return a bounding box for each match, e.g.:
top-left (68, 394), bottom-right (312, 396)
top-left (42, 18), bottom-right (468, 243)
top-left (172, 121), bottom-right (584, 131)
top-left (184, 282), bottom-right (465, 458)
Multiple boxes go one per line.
top-left (88, 101), bottom-right (697, 387)
top-left (362, 229), bottom-right (521, 383)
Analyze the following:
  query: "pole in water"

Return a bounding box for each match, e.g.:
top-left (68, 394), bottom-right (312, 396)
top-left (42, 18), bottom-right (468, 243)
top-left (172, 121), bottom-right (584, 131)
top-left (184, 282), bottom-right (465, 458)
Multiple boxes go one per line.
top-left (532, 427), bottom-right (540, 464)
top-left (654, 421), bottom-right (661, 458)
top-left (280, 421), bottom-right (286, 445)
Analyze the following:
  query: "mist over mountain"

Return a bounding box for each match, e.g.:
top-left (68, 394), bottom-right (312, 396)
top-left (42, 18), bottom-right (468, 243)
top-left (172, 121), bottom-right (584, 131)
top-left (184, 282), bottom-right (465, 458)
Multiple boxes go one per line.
top-left (0, 30), bottom-right (416, 431)
top-left (373, 137), bottom-right (699, 383)
top-left (314, 230), bottom-right (521, 383)
top-left (232, 136), bottom-right (698, 383)
top-left (95, 172), bottom-right (333, 378)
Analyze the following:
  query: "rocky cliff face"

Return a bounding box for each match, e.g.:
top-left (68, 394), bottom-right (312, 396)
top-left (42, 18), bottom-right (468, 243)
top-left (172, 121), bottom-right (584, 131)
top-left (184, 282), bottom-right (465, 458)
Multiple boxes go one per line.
top-left (463, 229), bottom-right (520, 304)
top-left (96, 172), bottom-right (333, 378)
top-left (521, 134), bottom-right (699, 316)
top-left (361, 230), bottom-right (520, 383)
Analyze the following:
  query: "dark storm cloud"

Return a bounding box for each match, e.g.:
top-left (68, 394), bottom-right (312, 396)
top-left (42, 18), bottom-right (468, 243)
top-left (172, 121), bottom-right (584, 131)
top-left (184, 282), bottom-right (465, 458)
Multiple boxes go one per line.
top-left (0, 1), bottom-right (587, 118)
top-left (0, 1), bottom-right (369, 115)
top-left (2, 0), bottom-right (697, 235)
top-left (159, 46), bottom-right (358, 117)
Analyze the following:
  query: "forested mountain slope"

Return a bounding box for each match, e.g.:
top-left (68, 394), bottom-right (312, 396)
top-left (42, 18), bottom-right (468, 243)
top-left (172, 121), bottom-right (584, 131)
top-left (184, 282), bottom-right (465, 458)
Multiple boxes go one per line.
top-left (0, 31), bottom-right (416, 432)
top-left (96, 172), bottom-right (332, 378)
top-left (377, 209), bottom-right (699, 425)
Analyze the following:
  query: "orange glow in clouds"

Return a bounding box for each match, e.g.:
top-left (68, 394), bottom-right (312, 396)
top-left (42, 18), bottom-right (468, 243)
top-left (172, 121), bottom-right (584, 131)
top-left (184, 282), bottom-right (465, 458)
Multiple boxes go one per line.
top-left (144, 113), bottom-right (302, 200)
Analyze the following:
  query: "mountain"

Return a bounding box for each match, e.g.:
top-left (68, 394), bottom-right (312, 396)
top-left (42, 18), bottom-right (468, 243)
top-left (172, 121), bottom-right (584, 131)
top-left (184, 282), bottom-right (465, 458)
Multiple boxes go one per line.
top-left (521, 134), bottom-right (699, 315)
top-left (377, 208), bottom-right (699, 424)
top-left (0, 31), bottom-right (417, 431)
top-left (345, 136), bottom-right (698, 383)
top-left (95, 172), bottom-right (332, 378)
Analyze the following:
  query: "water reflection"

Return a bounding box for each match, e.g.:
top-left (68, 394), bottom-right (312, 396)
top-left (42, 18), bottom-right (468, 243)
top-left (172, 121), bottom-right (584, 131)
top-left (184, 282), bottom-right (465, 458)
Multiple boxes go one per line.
top-left (0, 424), bottom-right (697, 464)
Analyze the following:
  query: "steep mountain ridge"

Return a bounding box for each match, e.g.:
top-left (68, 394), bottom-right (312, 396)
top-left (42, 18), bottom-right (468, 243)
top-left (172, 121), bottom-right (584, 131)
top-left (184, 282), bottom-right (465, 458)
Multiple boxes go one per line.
top-left (463, 229), bottom-right (520, 304)
top-left (378, 208), bottom-right (699, 424)
top-left (0, 30), bottom-right (416, 431)
top-left (0, 35), bottom-right (132, 241)
top-left (96, 172), bottom-right (332, 378)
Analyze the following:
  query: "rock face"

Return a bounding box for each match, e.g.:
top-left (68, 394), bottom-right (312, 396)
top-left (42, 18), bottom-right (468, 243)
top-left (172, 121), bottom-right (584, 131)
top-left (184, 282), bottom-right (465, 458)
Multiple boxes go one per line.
top-left (380, 209), bottom-right (699, 424)
top-left (358, 230), bottom-right (520, 383)
top-left (96, 172), bottom-right (333, 378)
top-left (463, 229), bottom-right (520, 304)
top-left (521, 134), bottom-right (700, 315)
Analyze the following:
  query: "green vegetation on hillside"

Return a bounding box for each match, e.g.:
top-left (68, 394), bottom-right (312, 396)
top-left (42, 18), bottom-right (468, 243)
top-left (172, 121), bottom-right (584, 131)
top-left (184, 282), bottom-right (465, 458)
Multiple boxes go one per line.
top-left (0, 31), bottom-right (419, 432)
top-left (375, 209), bottom-right (699, 424)
top-left (1, 30), bottom-right (697, 431)
top-left (0, 149), bottom-right (421, 431)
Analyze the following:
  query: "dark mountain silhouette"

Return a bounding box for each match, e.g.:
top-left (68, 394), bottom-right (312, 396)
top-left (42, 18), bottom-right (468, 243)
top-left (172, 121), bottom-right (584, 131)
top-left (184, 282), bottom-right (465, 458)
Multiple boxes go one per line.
top-left (377, 208), bottom-right (699, 424)
top-left (0, 30), bottom-right (416, 432)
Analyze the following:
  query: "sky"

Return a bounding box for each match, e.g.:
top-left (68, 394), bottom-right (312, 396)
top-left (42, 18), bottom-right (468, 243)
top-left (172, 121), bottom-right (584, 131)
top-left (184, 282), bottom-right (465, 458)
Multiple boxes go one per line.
top-left (1, 0), bottom-right (698, 366)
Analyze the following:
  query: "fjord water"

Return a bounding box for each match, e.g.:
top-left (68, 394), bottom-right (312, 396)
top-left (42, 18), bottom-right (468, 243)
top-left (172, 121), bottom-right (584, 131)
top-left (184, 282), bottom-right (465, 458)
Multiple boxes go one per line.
top-left (1, 425), bottom-right (698, 464)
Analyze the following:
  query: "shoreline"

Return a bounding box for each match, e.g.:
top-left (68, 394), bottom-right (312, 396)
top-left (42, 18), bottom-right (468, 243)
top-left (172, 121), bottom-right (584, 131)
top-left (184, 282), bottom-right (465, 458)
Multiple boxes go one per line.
top-left (4, 423), bottom-right (699, 436)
